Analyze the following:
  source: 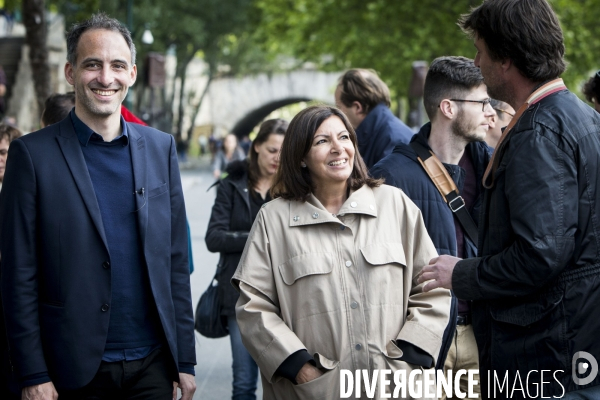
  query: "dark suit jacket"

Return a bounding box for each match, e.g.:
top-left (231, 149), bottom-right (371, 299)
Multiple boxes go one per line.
top-left (0, 117), bottom-right (196, 390)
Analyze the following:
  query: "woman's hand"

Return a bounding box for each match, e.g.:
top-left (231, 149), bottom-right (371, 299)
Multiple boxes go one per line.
top-left (295, 362), bottom-right (324, 384)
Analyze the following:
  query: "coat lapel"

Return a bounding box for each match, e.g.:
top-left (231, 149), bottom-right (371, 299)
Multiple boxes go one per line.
top-left (55, 118), bottom-right (109, 250)
top-left (128, 123), bottom-right (148, 247)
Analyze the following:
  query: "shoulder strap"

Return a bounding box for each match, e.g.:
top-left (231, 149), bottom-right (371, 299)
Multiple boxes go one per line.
top-left (409, 141), bottom-right (478, 245)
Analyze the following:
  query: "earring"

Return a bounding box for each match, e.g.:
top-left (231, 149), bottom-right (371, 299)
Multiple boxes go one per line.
top-left (300, 162), bottom-right (307, 168)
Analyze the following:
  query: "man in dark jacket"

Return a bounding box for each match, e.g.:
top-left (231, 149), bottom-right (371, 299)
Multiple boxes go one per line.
top-left (372, 56), bottom-right (494, 398)
top-left (335, 69), bottom-right (413, 169)
top-left (419, 0), bottom-right (600, 398)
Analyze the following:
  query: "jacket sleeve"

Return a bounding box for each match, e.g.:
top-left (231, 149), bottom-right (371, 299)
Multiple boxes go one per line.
top-left (205, 180), bottom-right (250, 254)
top-left (0, 139), bottom-right (51, 383)
top-left (167, 136), bottom-right (196, 371)
top-left (395, 204), bottom-right (452, 366)
top-left (453, 128), bottom-right (578, 301)
top-left (232, 211), bottom-right (308, 383)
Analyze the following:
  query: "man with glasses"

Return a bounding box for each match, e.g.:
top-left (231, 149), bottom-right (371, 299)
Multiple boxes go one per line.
top-left (371, 56), bottom-right (494, 399)
top-left (419, 0), bottom-right (600, 398)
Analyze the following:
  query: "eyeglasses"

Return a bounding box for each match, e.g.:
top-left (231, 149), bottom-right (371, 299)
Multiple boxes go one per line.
top-left (493, 108), bottom-right (515, 118)
top-left (448, 98), bottom-right (493, 111)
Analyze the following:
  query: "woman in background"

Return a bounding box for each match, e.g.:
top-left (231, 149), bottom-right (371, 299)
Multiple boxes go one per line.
top-left (582, 70), bottom-right (600, 113)
top-left (212, 133), bottom-right (246, 179)
top-left (205, 119), bottom-right (288, 400)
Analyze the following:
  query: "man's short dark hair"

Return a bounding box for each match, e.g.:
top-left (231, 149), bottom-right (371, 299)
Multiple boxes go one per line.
top-left (582, 72), bottom-right (600, 104)
top-left (41, 92), bottom-right (75, 127)
top-left (337, 69), bottom-right (391, 114)
top-left (423, 56), bottom-right (484, 121)
top-left (66, 12), bottom-right (136, 66)
top-left (458, 0), bottom-right (566, 82)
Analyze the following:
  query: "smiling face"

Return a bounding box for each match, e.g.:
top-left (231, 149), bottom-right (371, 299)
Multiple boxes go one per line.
top-left (302, 115), bottom-right (355, 191)
top-left (255, 133), bottom-right (284, 178)
top-left (65, 29), bottom-right (136, 124)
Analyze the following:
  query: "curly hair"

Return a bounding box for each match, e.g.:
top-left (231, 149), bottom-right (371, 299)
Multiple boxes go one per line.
top-left (582, 72), bottom-right (600, 104)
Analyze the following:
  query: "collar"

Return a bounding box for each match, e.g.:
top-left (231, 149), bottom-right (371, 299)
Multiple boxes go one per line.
top-left (70, 109), bottom-right (129, 147)
top-left (356, 103), bottom-right (390, 138)
top-left (288, 185), bottom-right (377, 227)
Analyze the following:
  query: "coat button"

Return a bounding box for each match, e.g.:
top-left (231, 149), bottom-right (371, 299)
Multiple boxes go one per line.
top-left (345, 260), bottom-right (352, 267)
top-left (102, 261), bottom-right (110, 269)
top-left (350, 202), bottom-right (357, 208)
top-left (312, 213), bottom-right (319, 219)
top-left (350, 301), bottom-right (358, 309)
top-left (340, 225), bottom-right (345, 231)
top-left (293, 216), bottom-right (299, 222)
top-left (355, 343), bottom-right (362, 350)
top-left (101, 304), bottom-right (109, 312)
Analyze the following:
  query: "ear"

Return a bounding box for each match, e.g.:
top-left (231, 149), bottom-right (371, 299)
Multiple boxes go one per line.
top-left (352, 101), bottom-right (366, 116)
top-left (438, 99), bottom-right (456, 120)
top-left (500, 58), bottom-right (512, 75)
top-left (253, 142), bottom-right (260, 154)
top-left (65, 63), bottom-right (75, 86)
top-left (130, 64), bottom-right (137, 85)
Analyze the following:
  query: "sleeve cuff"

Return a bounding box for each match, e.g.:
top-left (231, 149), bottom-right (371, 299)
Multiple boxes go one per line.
top-left (396, 340), bottom-right (434, 368)
top-left (275, 349), bottom-right (314, 384)
top-left (178, 363), bottom-right (196, 376)
top-left (452, 258), bottom-right (481, 301)
top-left (21, 372), bottom-right (51, 388)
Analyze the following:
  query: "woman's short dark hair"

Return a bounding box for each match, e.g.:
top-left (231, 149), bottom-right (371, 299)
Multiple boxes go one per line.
top-left (247, 118), bottom-right (288, 192)
top-left (582, 72), bottom-right (600, 104)
top-left (271, 105), bottom-right (382, 201)
top-left (0, 124), bottom-right (22, 143)
top-left (458, 0), bottom-right (566, 82)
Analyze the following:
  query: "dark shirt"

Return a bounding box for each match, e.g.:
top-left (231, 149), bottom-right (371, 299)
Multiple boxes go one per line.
top-left (250, 190), bottom-right (271, 219)
top-left (455, 152), bottom-right (477, 315)
top-left (71, 110), bottom-right (163, 362)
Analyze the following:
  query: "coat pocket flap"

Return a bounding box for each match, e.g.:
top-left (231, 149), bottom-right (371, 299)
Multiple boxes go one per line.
top-left (490, 290), bottom-right (563, 326)
top-left (313, 352), bottom-right (339, 370)
top-left (360, 242), bottom-right (406, 267)
top-left (148, 182), bottom-right (168, 198)
top-left (278, 253), bottom-right (334, 285)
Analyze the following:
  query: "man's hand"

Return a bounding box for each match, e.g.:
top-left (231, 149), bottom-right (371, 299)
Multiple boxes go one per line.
top-left (172, 373), bottom-right (196, 400)
top-left (295, 362), bottom-right (323, 384)
top-left (417, 255), bottom-right (461, 292)
top-left (21, 382), bottom-right (58, 400)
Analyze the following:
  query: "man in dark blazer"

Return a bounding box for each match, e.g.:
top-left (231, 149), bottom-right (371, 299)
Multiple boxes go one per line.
top-left (0, 13), bottom-right (196, 400)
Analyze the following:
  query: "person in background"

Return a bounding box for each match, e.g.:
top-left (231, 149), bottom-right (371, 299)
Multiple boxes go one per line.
top-left (41, 92), bottom-right (75, 127)
top-left (233, 105), bottom-right (451, 399)
top-left (0, 123), bottom-right (21, 190)
top-left (582, 70), bottom-right (600, 113)
top-left (371, 56), bottom-right (495, 399)
top-left (485, 99), bottom-right (514, 148)
top-left (205, 118), bottom-right (288, 400)
top-left (421, 0), bottom-right (600, 397)
top-left (0, 123), bottom-right (22, 400)
top-left (212, 133), bottom-right (245, 179)
top-left (0, 66), bottom-right (7, 119)
top-left (335, 68), bottom-right (413, 169)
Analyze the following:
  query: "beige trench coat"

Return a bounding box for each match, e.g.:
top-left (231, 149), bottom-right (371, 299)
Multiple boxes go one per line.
top-left (232, 184), bottom-right (451, 399)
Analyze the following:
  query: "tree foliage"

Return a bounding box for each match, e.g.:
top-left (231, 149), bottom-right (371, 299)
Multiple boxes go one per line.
top-left (254, 0), bottom-right (600, 99)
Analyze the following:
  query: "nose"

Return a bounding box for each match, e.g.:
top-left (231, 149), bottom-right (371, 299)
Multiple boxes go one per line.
top-left (96, 65), bottom-right (115, 87)
top-left (484, 103), bottom-right (497, 117)
top-left (330, 137), bottom-right (344, 153)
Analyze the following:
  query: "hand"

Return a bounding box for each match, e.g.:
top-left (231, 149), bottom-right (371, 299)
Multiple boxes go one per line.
top-left (22, 382), bottom-right (58, 400)
top-left (417, 255), bottom-right (460, 292)
top-left (172, 373), bottom-right (196, 400)
top-left (295, 362), bottom-right (324, 384)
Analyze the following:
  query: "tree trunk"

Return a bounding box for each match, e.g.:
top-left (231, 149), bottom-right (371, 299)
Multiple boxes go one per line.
top-left (174, 52), bottom-right (196, 143)
top-left (23, 0), bottom-right (51, 119)
top-left (186, 71), bottom-right (213, 143)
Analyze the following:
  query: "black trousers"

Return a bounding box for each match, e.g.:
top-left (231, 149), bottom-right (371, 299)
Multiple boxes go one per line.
top-left (59, 347), bottom-right (176, 400)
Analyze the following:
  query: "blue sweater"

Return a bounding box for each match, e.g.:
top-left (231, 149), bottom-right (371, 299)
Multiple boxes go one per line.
top-left (71, 111), bottom-right (162, 360)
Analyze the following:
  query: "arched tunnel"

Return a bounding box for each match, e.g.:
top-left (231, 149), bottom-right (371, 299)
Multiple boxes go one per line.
top-left (230, 97), bottom-right (312, 138)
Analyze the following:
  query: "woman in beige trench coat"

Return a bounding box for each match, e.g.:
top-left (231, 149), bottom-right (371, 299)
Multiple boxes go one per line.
top-left (232, 106), bottom-right (452, 400)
